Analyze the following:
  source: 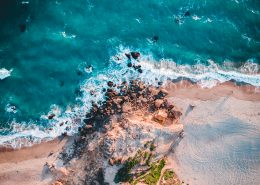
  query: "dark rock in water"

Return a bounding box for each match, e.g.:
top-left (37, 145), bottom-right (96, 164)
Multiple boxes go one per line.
top-left (59, 80), bottom-right (64, 87)
top-left (130, 52), bottom-right (140, 59)
top-left (184, 11), bottom-right (190, 17)
top-left (125, 53), bottom-right (131, 60)
top-left (62, 132), bottom-right (67, 137)
top-left (74, 88), bottom-right (83, 96)
top-left (175, 18), bottom-right (180, 24)
top-left (107, 81), bottom-right (113, 87)
top-left (19, 23), bottom-right (26, 32)
top-left (133, 65), bottom-right (141, 71)
top-left (137, 68), bottom-right (143, 73)
top-left (127, 62), bottom-right (132, 67)
top-left (48, 113), bottom-right (55, 119)
top-left (152, 36), bottom-right (159, 42)
top-left (76, 70), bottom-right (83, 76)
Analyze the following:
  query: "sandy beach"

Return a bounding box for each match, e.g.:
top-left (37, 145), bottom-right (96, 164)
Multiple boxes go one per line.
top-left (165, 81), bottom-right (260, 185)
top-left (0, 80), bottom-right (259, 185)
top-left (0, 137), bottom-right (71, 185)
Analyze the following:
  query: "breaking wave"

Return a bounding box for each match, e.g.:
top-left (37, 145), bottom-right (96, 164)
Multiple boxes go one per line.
top-left (0, 68), bottom-right (12, 80)
top-left (0, 47), bottom-right (259, 148)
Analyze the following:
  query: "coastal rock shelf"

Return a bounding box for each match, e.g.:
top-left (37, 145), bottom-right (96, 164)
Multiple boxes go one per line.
top-left (46, 80), bottom-right (184, 185)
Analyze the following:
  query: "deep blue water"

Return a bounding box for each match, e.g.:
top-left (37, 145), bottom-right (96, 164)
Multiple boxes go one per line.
top-left (0, 0), bottom-right (260, 145)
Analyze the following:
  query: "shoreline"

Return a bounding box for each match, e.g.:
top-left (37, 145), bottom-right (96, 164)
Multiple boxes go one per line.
top-left (0, 80), bottom-right (259, 184)
top-left (0, 137), bottom-right (71, 185)
top-left (0, 80), bottom-right (259, 150)
top-left (0, 136), bottom-right (71, 164)
top-left (165, 80), bottom-right (260, 101)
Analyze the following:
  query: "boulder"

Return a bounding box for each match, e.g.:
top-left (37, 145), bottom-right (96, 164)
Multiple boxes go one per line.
top-left (53, 181), bottom-right (63, 185)
top-left (138, 82), bottom-right (145, 90)
top-left (148, 87), bottom-right (159, 96)
top-left (168, 107), bottom-right (182, 120)
top-left (125, 53), bottom-right (131, 60)
top-left (107, 81), bottom-right (113, 87)
top-left (127, 62), bottom-right (132, 67)
top-left (130, 52), bottom-right (140, 59)
top-left (85, 124), bottom-right (93, 129)
top-left (159, 88), bottom-right (168, 96)
top-left (165, 101), bottom-right (175, 110)
top-left (113, 97), bottom-right (123, 105)
top-left (48, 113), bottom-right (55, 119)
top-left (109, 158), bottom-right (115, 166)
top-left (122, 102), bottom-right (132, 113)
top-left (141, 98), bottom-right (148, 103)
top-left (153, 110), bottom-right (168, 124)
top-left (154, 99), bottom-right (164, 108)
top-left (137, 68), bottom-right (143, 73)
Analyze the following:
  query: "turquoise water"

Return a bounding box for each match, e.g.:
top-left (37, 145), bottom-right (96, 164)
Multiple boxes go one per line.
top-left (0, 0), bottom-right (260, 145)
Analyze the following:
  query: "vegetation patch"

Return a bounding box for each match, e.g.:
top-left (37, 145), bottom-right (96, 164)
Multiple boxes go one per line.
top-left (114, 142), bottom-right (167, 185)
top-left (160, 169), bottom-right (181, 185)
top-left (141, 159), bottom-right (166, 185)
top-left (163, 170), bottom-right (174, 181)
top-left (114, 150), bottom-right (142, 183)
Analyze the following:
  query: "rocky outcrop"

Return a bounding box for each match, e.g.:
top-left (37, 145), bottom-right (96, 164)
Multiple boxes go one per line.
top-left (51, 79), bottom-right (183, 185)
top-left (153, 110), bottom-right (168, 124)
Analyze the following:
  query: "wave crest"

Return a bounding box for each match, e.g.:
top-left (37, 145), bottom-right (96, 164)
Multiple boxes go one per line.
top-left (0, 68), bottom-right (12, 80)
top-left (1, 47), bottom-right (259, 148)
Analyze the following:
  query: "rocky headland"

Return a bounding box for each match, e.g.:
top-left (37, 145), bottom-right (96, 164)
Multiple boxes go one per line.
top-left (48, 79), bottom-right (184, 185)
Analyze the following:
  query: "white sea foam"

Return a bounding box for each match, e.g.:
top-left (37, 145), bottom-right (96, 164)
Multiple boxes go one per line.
top-left (203, 18), bottom-right (212, 23)
top-left (0, 68), bottom-right (12, 80)
top-left (61, 31), bottom-right (76, 39)
top-left (1, 47), bottom-right (259, 148)
top-left (5, 104), bottom-right (17, 114)
top-left (192, 15), bottom-right (201, 21)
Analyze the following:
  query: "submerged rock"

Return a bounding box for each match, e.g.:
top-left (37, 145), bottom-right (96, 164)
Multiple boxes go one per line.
top-left (19, 23), bottom-right (26, 33)
top-left (152, 35), bottom-right (159, 43)
top-left (184, 11), bottom-right (190, 17)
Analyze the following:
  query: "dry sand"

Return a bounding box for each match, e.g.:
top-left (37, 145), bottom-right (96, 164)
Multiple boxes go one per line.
top-left (164, 81), bottom-right (260, 185)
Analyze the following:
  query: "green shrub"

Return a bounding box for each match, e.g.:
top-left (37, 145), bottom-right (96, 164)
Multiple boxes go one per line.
top-left (150, 142), bottom-right (156, 151)
top-left (143, 159), bottom-right (165, 185)
top-left (164, 170), bottom-right (174, 180)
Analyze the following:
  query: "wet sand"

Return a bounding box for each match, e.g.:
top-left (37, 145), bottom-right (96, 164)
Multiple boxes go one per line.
top-left (0, 137), bottom-right (70, 185)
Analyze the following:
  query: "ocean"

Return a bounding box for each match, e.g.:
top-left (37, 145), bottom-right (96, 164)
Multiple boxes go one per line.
top-left (0, 0), bottom-right (260, 146)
